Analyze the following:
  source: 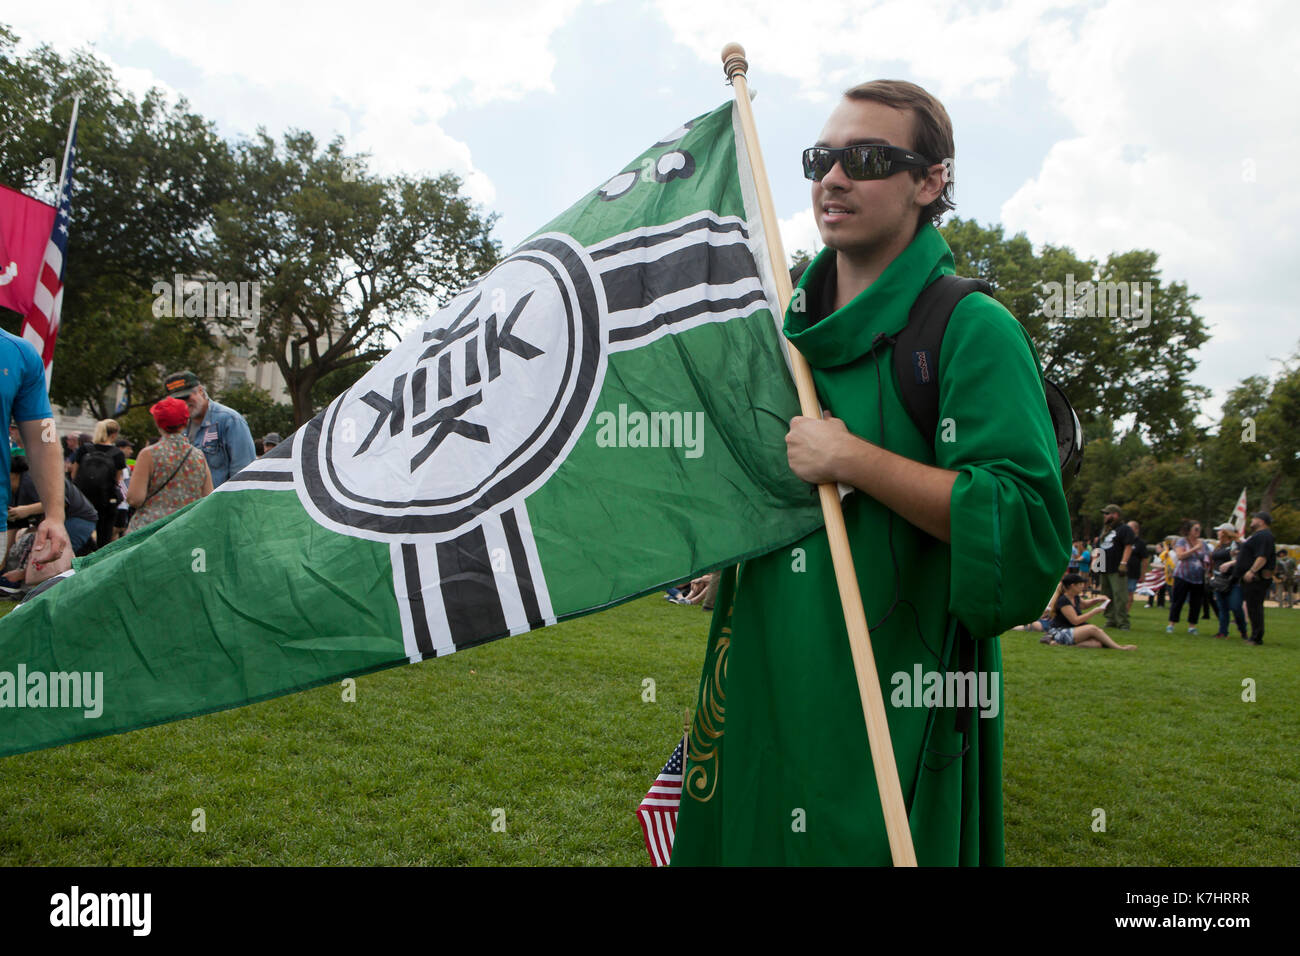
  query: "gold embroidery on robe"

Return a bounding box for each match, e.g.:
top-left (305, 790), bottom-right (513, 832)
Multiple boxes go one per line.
top-left (685, 596), bottom-right (732, 804)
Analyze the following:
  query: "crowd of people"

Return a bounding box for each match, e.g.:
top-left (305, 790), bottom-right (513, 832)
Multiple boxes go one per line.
top-left (1020, 503), bottom-right (1283, 648)
top-left (4, 370), bottom-right (280, 599)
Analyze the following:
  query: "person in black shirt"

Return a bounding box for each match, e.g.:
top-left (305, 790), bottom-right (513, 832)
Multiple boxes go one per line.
top-left (1046, 573), bottom-right (1137, 650)
top-left (7, 454), bottom-right (100, 585)
top-left (1097, 504), bottom-right (1135, 630)
top-left (70, 419), bottom-right (127, 553)
top-left (1209, 523), bottom-right (1247, 640)
top-left (1229, 512), bottom-right (1276, 645)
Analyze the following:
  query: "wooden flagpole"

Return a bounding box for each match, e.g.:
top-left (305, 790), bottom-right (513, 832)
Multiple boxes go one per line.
top-left (721, 42), bottom-right (917, 867)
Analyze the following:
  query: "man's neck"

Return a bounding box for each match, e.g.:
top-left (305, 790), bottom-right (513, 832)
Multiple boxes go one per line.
top-left (832, 228), bottom-right (918, 312)
top-left (188, 404), bottom-right (209, 437)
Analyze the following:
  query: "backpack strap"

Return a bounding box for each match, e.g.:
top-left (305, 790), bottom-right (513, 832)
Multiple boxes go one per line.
top-left (892, 275), bottom-right (994, 447)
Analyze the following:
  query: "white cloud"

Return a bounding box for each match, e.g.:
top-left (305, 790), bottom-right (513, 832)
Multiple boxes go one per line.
top-left (7, 0), bottom-right (583, 204)
top-left (1003, 0), bottom-right (1300, 414)
top-left (649, 0), bottom-right (1300, 419)
top-left (777, 206), bottom-right (822, 262)
top-left (10, 0), bottom-right (1299, 425)
top-left (651, 0), bottom-right (1074, 101)
top-left (1008, 0), bottom-right (1300, 274)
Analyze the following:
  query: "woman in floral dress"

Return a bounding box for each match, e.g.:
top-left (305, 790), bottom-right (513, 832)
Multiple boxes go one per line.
top-left (126, 397), bottom-right (213, 533)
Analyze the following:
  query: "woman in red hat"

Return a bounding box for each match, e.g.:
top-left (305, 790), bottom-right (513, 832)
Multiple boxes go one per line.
top-left (125, 397), bottom-right (213, 533)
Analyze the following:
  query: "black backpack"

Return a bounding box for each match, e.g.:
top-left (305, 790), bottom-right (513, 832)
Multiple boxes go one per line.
top-left (790, 265), bottom-right (1084, 490)
top-left (75, 446), bottom-right (118, 507)
top-left (894, 276), bottom-right (1083, 490)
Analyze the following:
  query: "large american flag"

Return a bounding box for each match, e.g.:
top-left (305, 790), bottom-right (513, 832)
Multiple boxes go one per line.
top-left (637, 737), bottom-right (684, 867)
top-left (21, 111), bottom-right (78, 389)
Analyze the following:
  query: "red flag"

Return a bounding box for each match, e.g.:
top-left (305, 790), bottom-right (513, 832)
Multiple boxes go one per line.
top-left (0, 184), bottom-right (56, 317)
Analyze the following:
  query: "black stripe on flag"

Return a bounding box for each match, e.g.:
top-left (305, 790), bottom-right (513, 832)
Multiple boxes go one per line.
top-left (401, 543), bottom-right (437, 659)
top-left (600, 241), bottom-right (759, 315)
top-left (588, 215), bottom-right (748, 260)
top-left (260, 438), bottom-right (293, 460)
top-left (229, 469), bottom-right (294, 483)
top-left (501, 507), bottom-right (543, 628)
top-left (609, 288), bottom-right (770, 343)
top-left (436, 524), bottom-right (508, 650)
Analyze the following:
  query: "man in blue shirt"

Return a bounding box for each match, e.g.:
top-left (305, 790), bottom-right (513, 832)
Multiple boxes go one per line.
top-left (161, 370), bottom-right (256, 487)
top-left (2, 329), bottom-right (70, 566)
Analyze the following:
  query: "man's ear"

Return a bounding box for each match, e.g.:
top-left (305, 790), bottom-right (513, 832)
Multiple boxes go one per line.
top-left (916, 164), bottom-right (946, 209)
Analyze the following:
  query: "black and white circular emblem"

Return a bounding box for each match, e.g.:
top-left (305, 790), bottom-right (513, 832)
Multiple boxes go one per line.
top-left (297, 233), bottom-right (608, 541)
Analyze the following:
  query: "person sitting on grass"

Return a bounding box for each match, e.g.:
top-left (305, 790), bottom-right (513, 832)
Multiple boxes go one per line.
top-left (1044, 573), bottom-right (1137, 650)
top-left (1014, 579), bottom-right (1067, 633)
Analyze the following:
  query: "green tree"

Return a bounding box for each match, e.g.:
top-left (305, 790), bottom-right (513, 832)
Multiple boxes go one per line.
top-left (1111, 456), bottom-right (1200, 541)
top-left (1255, 358), bottom-right (1300, 513)
top-left (209, 131), bottom-right (500, 425)
top-left (940, 218), bottom-right (1209, 453)
top-left (310, 361), bottom-right (374, 413)
top-left (1268, 504), bottom-right (1300, 546)
top-left (1099, 249), bottom-right (1208, 453)
top-left (1197, 375), bottom-right (1274, 518)
top-left (216, 382), bottom-right (296, 441)
top-left (788, 248), bottom-right (816, 275)
top-left (0, 26), bottom-right (236, 417)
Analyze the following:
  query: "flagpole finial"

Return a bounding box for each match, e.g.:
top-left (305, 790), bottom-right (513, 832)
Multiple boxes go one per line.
top-left (721, 43), bottom-right (748, 82)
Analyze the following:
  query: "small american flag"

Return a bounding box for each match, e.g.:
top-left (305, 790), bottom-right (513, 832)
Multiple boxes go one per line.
top-left (637, 737), bottom-right (684, 867)
top-left (1230, 488), bottom-right (1248, 534)
top-left (21, 104), bottom-right (78, 389)
top-left (1134, 565), bottom-right (1166, 597)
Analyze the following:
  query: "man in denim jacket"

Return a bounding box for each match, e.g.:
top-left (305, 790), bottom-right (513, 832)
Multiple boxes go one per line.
top-left (162, 370), bottom-right (256, 487)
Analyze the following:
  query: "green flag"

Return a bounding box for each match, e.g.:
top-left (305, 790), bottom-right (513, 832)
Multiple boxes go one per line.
top-left (0, 101), bottom-right (821, 758)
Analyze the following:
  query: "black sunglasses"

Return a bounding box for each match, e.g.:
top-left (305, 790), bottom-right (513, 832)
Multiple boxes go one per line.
top-left (802, 144), bottom-right (936, 182)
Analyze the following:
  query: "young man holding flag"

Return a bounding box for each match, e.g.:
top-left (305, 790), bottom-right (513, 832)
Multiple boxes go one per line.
top-left (671, 81), bottom-right (1071, 865)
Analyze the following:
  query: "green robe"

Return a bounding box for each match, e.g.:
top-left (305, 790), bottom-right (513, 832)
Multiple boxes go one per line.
top-left (671, 223), bottom-right (1071, 866)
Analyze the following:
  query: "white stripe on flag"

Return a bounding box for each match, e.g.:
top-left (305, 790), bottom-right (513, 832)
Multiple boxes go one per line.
top-left (591, 227), bottom-right (751, 274)
top-left (730, 100), bottom-right (794, 386)
top-left (32, 281), bottom-right (54, 318)
top-left (653, 813), bottom-right (672, 865)
top-left (643, 814), bottom-right (664, 867)
top-left (391, 542), bottom-right (424, 663)
top-left (605, 275), bottom-right (764, 327)
top-left (243, 458), bottom-right (294, 474)
top-left (213, 480), bottom-right (293, 494)
top-left (42, 242), bottom-right (63, 280)
top-left (584, 210), bottom-right (749, 256)
top-left (479, 512), bottom-right (530, 636)
top-left (391, 540), bottom-right (456, 662)
top-left (511, 501), bottom-right (555, 625)
top-left (607, 303), bottom-right (770, 354)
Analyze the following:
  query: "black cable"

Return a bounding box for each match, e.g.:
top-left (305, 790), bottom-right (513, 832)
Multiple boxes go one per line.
top-left (864, 331), bottom-right (969, 771)
top-left (866, 341), bottom-right (941, 667)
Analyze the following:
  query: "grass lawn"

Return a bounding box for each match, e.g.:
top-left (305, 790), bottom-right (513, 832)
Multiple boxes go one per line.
top-left (0, 593), bottom-right (1296, 865)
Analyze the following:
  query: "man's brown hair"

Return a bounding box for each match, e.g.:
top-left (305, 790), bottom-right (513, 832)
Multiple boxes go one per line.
top-left (842, 80), bottom-right (955, 228)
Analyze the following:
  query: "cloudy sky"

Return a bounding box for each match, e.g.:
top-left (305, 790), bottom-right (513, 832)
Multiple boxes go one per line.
top-left (7, 0), bottom-right (1297, 429)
